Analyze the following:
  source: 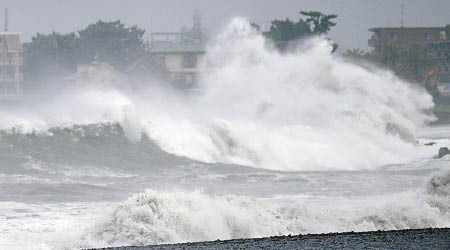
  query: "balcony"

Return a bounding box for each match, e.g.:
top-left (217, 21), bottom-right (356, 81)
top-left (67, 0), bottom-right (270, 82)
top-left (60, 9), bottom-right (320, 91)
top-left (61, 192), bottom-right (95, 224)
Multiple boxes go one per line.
top-left (368, 36), bottom-right (380, 47)
top-left (0, 57), bottom-right (23, 66)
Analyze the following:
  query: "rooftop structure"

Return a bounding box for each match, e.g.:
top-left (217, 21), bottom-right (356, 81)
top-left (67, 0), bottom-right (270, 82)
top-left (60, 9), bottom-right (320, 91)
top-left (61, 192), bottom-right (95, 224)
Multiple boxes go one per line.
top-left (150, 10), bottom-right (207, 48)
top-left (135, 10), bottom-right (208, 88)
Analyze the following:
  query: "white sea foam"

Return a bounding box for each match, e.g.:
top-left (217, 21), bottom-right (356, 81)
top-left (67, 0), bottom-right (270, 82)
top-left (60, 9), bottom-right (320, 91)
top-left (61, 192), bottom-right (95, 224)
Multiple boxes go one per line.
top-left (141, 18), bottom-right (435, 170)
top-left (0, 16), bottom-right (447, 250)
top-left (82, 170), bottom-right (450, 247)
top-left (1, 169), bottom-right (449, 249)
top-left (0, 202), bottom-right (112, 250)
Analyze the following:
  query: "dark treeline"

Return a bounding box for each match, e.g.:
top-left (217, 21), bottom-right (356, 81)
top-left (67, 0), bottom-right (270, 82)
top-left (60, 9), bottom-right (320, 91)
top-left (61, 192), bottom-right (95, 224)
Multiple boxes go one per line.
top-left (253, 11), bottom-right (338, 51)
top-left (343, 44), bottom-right (434, 82)
top-left (23, 11), bottom-right (339, 91)
top-left (23, 11), bottom-right (439, 92)
top-left (23, 20), bottom-right (146, 90)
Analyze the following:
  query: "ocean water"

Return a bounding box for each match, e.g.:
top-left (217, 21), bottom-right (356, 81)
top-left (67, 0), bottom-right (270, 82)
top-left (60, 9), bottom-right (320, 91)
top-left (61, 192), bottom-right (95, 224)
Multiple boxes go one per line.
top-left (1, 18), bottom-right (449, 249)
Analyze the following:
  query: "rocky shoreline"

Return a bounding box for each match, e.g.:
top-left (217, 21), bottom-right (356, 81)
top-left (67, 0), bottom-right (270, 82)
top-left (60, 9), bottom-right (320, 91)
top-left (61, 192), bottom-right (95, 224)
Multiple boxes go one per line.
top-left (91, 228), bottom-right (450, 250)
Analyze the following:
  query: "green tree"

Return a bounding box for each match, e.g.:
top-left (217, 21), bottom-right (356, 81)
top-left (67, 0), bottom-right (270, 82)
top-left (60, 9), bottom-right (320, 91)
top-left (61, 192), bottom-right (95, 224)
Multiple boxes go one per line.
top-left (344, 49), bottom-right (365, 58)
top-left (300, 11), bottom-right (338, 35)
top-left (261, 11), bottom-right (338, 51)
top-left (264, 18), bottom-right (312, 42)
top-left (263, 18), bottom-right (312, 50)
top-left (250, 22), bottom-right (261, 31)
top-left (345, 43), bottom-right (435, 83)
top-left (23, 32), bottom-right (78, 89)
top-left (22, 20), bottom-right (148, 91)
top-left (77, 20), bottom-right (146, 71)
top-left (378, 42), bottom-right (401, 67)
top-left (397, 43), bottom-right (433, 81)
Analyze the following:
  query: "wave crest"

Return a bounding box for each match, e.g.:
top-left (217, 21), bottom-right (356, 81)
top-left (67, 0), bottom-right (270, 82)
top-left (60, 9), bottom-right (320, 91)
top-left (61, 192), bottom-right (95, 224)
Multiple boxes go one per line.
top-left (83, 185), bottom-right (450, 247)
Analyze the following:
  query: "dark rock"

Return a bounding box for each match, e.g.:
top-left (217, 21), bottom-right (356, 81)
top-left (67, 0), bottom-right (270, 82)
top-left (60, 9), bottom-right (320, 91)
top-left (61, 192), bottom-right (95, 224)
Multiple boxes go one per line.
top-left (438, 147), bottom-right (450, 158)
top-left (425, 142), bottom-right (437, 146)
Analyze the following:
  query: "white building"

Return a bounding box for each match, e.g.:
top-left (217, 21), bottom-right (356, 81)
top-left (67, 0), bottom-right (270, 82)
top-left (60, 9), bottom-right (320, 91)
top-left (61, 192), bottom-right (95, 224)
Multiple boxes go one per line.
top-left (0, 32), bottom-right (23, 95)
top-left (65, 60), bottom-right (122, 87)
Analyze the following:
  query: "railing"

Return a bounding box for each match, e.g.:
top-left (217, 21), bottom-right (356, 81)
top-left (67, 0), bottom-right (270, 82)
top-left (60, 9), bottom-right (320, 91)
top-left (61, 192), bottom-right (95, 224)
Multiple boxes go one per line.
top-left (0, 74), bottom-right (23, 82)
top-left (0, 57), bottom-right (23, 65)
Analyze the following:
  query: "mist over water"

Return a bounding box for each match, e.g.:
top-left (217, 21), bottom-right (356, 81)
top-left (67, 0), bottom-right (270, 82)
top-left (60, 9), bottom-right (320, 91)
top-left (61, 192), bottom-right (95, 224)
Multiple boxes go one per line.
top-left (0, 18), bottom-right (448, 249)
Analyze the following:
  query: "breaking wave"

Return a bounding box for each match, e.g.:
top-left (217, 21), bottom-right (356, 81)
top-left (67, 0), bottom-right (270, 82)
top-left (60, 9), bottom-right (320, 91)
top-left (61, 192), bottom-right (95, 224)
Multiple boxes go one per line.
top-left (82, 170), bottom-right (450, 247)
top-left (0, 18), bottom-right (435, 171)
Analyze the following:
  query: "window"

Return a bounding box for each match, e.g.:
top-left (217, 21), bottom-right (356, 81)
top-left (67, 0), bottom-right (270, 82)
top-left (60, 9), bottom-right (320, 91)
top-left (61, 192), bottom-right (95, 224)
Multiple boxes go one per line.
top-left (183, 54), bottom-right (197, 68)
top-left (7, 66), bottom-right (15, 79)
top-left (374, 31), bottom-right (381, 38)
top-left (440, 31), bottom-right (447, 40)
top-left (424, 33), bottom-right (431, 40)
top-left (391, 33), bottom-right (398, 40)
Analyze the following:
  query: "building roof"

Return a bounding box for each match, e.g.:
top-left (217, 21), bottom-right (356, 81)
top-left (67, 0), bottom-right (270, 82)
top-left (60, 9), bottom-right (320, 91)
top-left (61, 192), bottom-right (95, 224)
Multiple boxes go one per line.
top-left (149, 44), bottom-right (205, 54)
top-left (369, 26), bottom-right (449, 32)
top-left (0, 32), bottom-right (21, 35)
top-left (125, 54), bottom-right (153, 74)
top-left (65, 61), bottom-right (121, 82)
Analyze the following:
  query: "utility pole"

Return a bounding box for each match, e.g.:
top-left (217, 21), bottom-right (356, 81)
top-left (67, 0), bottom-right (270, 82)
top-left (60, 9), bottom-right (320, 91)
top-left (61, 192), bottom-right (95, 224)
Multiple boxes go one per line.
top-left (401, 0), bottom-right (404, 28)
top-left (2, 8), bottom-right (7, 94)
top-left (4, 8), bottom-right (7, 32)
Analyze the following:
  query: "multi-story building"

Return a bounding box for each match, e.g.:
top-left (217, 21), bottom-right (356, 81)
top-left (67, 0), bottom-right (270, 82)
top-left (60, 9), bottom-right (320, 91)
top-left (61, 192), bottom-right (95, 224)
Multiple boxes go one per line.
top-left (368, 25), bottom-right (450, 80)
top-left (148, 44), bottom-right (205, 88)
top-left (0, 32), bottom-right (23, 95)
top-left (130, 10), bottom-right (207, 88)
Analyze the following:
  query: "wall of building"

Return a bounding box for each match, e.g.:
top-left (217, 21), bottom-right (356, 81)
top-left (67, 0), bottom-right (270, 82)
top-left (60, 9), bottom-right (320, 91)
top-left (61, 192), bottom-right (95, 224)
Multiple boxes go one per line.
top-left (368, 26), bottom-right (450, 82)
top-left (0, 33), bottom-right (23, 95)
top-left (164, 53), bottom-right (205, 73)
top-left (369, 27), bottom-right (446, 50)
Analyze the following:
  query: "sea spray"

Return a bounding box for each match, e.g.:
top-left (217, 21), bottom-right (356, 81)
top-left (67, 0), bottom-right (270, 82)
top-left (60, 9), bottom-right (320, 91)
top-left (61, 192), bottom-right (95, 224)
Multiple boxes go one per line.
top-left (0, 18), bottom-right (435, 171)
top-left (141, 18), bottom-right (435, 170)
top-left (82, 181), bottom-right (450, 248)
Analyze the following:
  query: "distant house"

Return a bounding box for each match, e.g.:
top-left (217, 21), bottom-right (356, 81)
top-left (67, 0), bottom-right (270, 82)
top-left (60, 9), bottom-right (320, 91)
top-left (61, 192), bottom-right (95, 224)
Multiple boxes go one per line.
top-left (0, 32), bottom-right (23, 95)
top-left (65, 59), bottom-right (122, 87)
top-left (368, 25), bottom-right (450, 80)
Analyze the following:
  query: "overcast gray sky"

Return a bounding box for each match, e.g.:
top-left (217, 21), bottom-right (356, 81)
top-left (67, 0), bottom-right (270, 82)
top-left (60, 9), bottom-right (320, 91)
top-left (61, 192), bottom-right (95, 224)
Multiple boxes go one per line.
top-left (1, 0), bottom-right (449, 51)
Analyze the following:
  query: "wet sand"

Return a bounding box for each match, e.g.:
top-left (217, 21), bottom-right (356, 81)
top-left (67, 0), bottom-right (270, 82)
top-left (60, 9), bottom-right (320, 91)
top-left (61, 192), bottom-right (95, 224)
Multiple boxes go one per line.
top-left (93, 228), bottom-right (450, 249)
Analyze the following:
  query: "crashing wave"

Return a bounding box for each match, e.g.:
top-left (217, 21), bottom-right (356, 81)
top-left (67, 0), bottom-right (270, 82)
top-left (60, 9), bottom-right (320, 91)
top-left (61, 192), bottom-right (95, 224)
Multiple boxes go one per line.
top-left (82, 177), bottom-right (450, 248)
top-left (0, 18), bottom-right (436, 172)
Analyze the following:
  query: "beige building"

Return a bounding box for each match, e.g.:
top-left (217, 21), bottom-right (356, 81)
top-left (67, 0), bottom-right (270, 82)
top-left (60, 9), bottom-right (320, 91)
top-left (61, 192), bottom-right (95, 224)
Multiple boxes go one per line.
top-left (0, 32), bottom-right (23, 95)
top-left (148, 44), bottom-right (206, 87)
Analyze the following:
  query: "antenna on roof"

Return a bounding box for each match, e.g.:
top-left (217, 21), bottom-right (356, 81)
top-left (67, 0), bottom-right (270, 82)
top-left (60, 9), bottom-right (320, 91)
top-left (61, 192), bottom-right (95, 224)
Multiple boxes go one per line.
top-left (4, 8), bottom-right (8, 32)
top-left (400, 0), bottom-right (404, 28)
